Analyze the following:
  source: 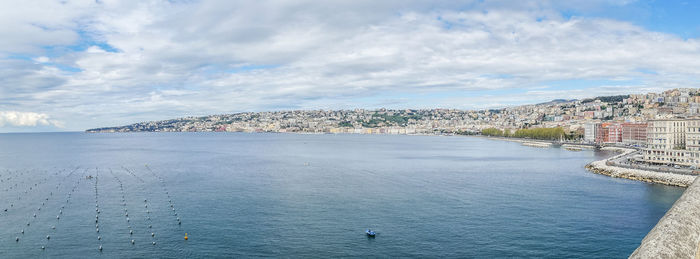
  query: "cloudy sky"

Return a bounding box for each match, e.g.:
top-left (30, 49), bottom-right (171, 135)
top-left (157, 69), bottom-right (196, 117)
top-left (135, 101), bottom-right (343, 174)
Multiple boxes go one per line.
top-left (2, 0), bottom-right (700, 132)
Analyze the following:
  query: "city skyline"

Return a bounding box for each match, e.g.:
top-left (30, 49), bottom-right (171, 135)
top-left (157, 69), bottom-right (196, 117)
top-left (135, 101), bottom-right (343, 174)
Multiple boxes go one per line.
top-left (85, 88), bottom-right (700, 135)
top-left (2, 0), bottom-right (700, 132)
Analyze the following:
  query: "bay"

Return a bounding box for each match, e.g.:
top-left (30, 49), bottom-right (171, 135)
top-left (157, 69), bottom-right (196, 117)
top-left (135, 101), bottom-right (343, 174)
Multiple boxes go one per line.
top-left (0, 133), bottom-right (684, 258)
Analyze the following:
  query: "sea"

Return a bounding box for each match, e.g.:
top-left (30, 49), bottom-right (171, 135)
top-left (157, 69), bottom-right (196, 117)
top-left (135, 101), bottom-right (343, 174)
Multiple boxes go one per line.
top-left (0, 132), bottom-right (685, 258)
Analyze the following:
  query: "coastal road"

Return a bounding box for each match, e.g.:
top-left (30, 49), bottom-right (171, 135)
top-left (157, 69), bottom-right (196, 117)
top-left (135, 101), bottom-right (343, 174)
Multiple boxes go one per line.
top-left (607, 150), bottom-right (697, 175)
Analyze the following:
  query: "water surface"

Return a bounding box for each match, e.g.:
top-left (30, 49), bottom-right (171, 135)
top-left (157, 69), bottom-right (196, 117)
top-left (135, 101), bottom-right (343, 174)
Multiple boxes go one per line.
top-left (0, 133), bottom-right (684, 258)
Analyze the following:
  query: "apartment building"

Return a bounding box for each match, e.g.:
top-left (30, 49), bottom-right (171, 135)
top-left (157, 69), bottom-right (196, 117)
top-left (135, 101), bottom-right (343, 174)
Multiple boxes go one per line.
top-left (585, 122), bottom-right (646, 145)
top-left (644, 119), bottom-right (700, 166)
top-left (621, 122), bottom-right (648, 146)
top-left (584, 122), bottom-right (598, 143)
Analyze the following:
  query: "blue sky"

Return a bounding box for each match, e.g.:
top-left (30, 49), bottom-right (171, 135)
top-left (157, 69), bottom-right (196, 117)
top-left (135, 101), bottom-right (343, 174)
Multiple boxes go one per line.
top-left (1, 0), bottom-right (700, 132)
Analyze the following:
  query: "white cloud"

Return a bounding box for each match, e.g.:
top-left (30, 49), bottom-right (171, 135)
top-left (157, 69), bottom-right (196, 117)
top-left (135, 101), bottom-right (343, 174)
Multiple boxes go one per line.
top-left (34, 56), bottom-right (50, 63)
top-left (0, 0), bottom-right (699, 130)
top-left (0, 111), bottom-right (63, 127)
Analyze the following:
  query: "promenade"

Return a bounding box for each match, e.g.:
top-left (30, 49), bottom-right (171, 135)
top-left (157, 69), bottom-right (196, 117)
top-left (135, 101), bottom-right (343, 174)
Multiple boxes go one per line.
top-left (585, 147), bottom-right (697, 187)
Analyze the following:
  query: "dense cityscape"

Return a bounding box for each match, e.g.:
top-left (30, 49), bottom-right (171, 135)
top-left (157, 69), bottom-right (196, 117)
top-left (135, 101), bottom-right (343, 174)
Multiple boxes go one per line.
top-left (87, 88), bottom-right (698, 136)
top-left (87, 88), bottom-right (700, 168)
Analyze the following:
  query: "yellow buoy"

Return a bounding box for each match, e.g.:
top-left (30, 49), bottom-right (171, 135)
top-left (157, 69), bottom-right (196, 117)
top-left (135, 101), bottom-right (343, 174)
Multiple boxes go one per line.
top-left (184, 233), bottom-right (188, 240)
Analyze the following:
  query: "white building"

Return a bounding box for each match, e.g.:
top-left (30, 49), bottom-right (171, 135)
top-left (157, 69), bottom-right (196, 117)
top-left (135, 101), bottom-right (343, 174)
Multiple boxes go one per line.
top-left (584, 122), bottom-right (599, 143)
top-left (644, 119), bottom-right (700, 166)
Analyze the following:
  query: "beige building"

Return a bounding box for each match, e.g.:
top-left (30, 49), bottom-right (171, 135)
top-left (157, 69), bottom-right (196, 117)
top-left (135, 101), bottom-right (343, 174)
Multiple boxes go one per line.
top-left (644, 119), bottom-right (700, 166)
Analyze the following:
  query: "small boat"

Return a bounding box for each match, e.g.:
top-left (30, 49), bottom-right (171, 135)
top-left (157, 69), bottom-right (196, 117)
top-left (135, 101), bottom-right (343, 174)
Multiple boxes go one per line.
top-left (366, 229), bottom-right (376, 237)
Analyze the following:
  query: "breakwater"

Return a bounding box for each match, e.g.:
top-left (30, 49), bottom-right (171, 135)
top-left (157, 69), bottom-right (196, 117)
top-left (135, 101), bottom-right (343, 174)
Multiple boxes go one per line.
top-left (630, 177), bottom-right (700, 258)
top-left (585, 147), bottom-right (697, 187)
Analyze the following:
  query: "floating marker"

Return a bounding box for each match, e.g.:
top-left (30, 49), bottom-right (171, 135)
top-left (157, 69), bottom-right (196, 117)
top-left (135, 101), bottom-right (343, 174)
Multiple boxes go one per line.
top-left (151, 232), bottom-right (155, 237)
top-left (131, 240), bottom-right (135, 244)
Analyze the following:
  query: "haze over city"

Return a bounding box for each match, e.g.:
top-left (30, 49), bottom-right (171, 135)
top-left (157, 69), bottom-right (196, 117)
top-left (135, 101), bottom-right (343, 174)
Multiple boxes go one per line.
top-left (2, 0), bottom-right (700, 132)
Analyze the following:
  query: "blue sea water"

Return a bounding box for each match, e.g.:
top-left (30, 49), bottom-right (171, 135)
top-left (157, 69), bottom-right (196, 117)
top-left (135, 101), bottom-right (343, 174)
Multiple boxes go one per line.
top-left (0, 133), bottom-right (685, 258)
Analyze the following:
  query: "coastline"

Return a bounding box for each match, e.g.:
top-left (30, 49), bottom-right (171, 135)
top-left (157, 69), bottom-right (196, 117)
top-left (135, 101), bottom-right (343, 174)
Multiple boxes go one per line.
top-left (481, 135), bottom-right (697, 187)
top-left (585, 147), bottom-right (697, 188)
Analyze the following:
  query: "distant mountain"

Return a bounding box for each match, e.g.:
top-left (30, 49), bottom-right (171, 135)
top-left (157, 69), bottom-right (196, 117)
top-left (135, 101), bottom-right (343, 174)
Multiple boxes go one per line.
top-left (537, 99), bottom-right (577, 105)
top-left (581, 95), bottom-right (629, 104)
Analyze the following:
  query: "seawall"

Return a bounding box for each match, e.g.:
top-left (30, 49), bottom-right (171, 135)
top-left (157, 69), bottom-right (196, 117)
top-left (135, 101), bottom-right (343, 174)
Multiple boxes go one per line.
top-left (585, 148), bottom-right (697, 188)
top-left (630, 177), bottom-right (700, 258)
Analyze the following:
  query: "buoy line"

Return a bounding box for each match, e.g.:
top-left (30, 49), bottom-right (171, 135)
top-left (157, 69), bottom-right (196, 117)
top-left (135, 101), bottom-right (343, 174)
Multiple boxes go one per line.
top-left (121, 166), bottom-right (145, 183)
top-left (121, 167), bottom-right (157, 246)
top-left (144, 166), bottom-right (184, 228)
top-left (144, 166), bottom-right (190, 244)
top-left (93, 167), bottom-right (103, 252)
top-left (143, 196), bottom-right (157, 246)
top-left (14, 167), bottom-right (77, 245)
top-left (17, 168), bottom-right (71, 240)
top-left (108, 168), bottom-right (136, 246)
top-left (3, 169), bottom-right (51, 215)
top-left (1, 169), bottom-right (30, 215)
top-left (41, 169), bottom-right (84, 251)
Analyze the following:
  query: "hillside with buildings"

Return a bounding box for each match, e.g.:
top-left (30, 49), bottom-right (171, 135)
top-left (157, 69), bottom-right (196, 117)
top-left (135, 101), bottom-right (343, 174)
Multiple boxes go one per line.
top-left (86, 87), bottom-right (700, 168)
top-left (86, 88), bottom-right (699, 135)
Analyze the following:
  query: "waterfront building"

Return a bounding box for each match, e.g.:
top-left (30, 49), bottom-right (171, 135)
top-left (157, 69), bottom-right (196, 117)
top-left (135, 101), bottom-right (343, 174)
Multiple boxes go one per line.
top-left (622, 123), bottom-right (648, 146)
top-left (585, 122), bottom-right (648, 146)
top-left (644, 119), bottom-right (700, 166)
top-left (584, 122), bottom-right (599, 143)
top-left (595, 122), bottom-right (623, 144)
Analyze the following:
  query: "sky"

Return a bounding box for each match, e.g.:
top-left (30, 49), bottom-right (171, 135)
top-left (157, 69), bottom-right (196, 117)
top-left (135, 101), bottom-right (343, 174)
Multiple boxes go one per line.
top-left (2, 0), bottom-right (700, 132)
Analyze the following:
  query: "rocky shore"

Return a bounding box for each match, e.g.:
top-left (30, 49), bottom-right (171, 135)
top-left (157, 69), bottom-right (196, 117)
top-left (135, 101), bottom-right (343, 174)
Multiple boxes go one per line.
top-left (585, 148), bottom-right (697, 187)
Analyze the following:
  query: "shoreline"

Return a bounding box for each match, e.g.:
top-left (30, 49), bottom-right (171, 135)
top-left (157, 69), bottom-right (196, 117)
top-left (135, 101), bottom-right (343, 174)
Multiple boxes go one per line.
top-left (585, 147), bottom-right (696, 187)
top-left (481, 135), bottom-right (697, 187)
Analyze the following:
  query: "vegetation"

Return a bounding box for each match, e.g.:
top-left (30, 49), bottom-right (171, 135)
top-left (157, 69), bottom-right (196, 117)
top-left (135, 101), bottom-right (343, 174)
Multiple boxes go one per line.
top-left (511, 127), bottom-right (566, 140)
top-left (360, 113), bottom-right (423, 127)
top-left (456, 130), bottom-right (479, 135)
top-left (481, 128), bottom-right (505, 137)
top-left (338, 121), bottom-right (353, 127)
top-left (581, 94), bottom-right (629, 104)
top-left (482, 126), bottom-right (579, 141)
